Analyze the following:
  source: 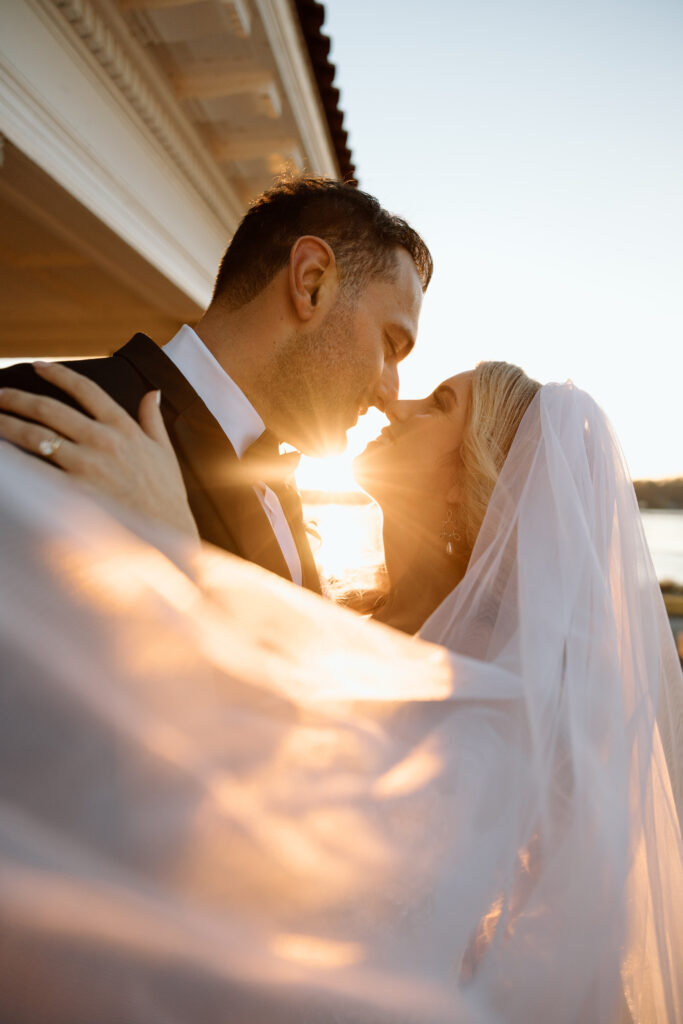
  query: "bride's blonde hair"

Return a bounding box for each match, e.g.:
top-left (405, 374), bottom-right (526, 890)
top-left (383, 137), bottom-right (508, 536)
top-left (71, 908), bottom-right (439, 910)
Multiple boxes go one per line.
top-left (458, 361), bottom-right (541, 549)
top-left (336, 361), bottom-right (540, 613)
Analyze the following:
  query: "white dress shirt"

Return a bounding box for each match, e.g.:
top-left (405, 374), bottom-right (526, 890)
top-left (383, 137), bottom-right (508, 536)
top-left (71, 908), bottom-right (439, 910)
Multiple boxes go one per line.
top-left (163, 324), bottom-right (302, 585)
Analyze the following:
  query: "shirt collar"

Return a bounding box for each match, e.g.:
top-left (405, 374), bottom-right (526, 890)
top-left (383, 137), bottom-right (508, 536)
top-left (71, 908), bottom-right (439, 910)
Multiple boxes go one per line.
top-left (162, 324), bottom-right (265, 458)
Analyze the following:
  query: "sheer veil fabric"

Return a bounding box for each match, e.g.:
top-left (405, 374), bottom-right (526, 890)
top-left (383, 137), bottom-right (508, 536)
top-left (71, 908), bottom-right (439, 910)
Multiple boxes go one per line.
top-left (0, 383), bottom-right (681, 1022)
top-left (419, 383), bottom-right (683, 1021)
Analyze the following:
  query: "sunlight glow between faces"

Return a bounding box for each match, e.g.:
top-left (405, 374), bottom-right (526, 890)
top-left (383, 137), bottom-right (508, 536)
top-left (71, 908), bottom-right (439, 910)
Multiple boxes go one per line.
top-left (295, 410), bottom-right (387, 585)
top-left (295, 408), bottom-right (387, 494)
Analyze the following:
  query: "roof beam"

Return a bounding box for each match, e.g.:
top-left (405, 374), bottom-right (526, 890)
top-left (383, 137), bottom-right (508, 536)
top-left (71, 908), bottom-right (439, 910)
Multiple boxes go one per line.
top-left (174, 63), bottom-right (282, 118)
top-left (212, 134), bottom-right (301, 168)
top-left (120, 0), bottom-right (251, 38)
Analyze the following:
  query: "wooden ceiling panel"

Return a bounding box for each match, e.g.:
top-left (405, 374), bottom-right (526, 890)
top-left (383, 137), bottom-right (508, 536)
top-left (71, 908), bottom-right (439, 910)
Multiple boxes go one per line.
top-left (0, 142), bottom-right (201, 359)
top-left (1, 315), bottom-right (183, 355)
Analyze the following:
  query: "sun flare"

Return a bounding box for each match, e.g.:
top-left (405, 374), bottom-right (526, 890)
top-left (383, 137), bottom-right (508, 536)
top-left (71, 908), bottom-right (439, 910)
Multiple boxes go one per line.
top-left (295, 409), bottom-right (387, 585)
top-left (295, 408), bottom-right (387, 494)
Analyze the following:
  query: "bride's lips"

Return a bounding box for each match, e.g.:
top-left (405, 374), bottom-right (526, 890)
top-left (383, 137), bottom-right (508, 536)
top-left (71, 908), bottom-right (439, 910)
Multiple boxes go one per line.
top-left (375, 426), bottom-right (395, 445)
top-left (361, 426), bottom-right (394, 453)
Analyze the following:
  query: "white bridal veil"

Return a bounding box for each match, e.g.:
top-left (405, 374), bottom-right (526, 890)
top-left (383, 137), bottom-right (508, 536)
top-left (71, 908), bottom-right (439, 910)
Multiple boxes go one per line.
top-left (0, 383), bottom-right (681, 1023)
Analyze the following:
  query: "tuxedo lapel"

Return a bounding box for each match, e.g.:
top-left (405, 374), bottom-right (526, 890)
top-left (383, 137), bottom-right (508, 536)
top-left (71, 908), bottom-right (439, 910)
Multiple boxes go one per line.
top-left (115, 333), bottom-right (320, 588)
top-left (171, 399), bottom-right (293, 581)
top-left (268, 479), bottom-right (322, 594)
top-left (115, 333), bottom-right (198, 410)
top-left (244, 432), bottom-right (321, 594)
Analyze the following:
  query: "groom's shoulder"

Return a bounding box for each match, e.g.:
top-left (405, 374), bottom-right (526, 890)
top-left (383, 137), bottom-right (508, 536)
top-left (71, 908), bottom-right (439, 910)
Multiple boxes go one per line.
top-left (0, 335), bottom-right (157, 417)
top-left (0, 356), bottom-right (111, 409)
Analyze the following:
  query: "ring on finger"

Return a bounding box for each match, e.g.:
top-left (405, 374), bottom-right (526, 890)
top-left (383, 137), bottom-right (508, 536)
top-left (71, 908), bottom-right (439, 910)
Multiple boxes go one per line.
top-left (38, 433), bottom-right (64, 458)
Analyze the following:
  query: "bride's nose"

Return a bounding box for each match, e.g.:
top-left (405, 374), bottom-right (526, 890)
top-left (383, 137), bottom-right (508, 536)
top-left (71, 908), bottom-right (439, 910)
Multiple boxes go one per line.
top-left (385, 398), bottom-right (417, 423)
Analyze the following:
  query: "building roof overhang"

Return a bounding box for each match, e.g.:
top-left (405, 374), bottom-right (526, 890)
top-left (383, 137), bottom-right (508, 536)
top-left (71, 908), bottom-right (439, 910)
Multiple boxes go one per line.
top-left (0, 0), bottom-right (355, 355)
top-left (294, 0), bottom-right (354, 181)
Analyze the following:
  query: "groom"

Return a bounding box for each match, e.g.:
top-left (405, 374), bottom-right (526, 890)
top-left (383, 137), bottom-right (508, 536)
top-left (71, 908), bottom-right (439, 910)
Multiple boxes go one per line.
top-left (0, 178), bottom-right (431, 592)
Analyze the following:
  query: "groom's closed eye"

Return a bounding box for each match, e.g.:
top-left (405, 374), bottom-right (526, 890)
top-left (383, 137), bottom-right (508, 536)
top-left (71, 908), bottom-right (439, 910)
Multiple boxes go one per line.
top-left (386, 327), bottom-right (415, 361)
top-left (384, 334), bottom-right (401, 358)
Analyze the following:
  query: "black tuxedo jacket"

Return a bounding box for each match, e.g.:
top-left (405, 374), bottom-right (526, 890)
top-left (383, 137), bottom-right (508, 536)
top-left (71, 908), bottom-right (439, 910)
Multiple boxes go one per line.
top-left (0, 334), bottom-right (321, 593)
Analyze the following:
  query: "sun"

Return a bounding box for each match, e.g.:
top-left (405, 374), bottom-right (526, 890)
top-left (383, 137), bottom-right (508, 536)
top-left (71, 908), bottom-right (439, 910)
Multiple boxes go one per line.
top-left (295, 450), bottom-right (358, 493)
top-left (295, 408), bottom-right (387, 494)
top-left (294, 409), bottom-right (387, 585)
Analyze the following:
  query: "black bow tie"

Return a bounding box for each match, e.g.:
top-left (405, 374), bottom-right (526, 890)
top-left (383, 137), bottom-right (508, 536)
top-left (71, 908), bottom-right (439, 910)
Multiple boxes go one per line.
top-left (242, 430), bottom-right (301, 485)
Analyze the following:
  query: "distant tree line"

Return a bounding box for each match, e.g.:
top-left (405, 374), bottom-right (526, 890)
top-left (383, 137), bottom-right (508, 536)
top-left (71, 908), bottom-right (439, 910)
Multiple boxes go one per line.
top-left (634, 478), bottom-right (683, 509)
top-left (300, 482), bottom-right (683, 509)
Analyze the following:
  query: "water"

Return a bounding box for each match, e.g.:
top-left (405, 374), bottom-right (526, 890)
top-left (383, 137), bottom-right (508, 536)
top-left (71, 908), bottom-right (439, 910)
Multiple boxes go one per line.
top-left (640, 510), bottom-right (683, 585)
top-left (305, 503), bottom-right (683, 587)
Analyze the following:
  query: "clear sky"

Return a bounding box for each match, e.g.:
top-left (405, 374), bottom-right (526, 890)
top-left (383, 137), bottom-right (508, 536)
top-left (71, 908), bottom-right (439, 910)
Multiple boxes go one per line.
top-left (299, 0), bottom-right (683, 488)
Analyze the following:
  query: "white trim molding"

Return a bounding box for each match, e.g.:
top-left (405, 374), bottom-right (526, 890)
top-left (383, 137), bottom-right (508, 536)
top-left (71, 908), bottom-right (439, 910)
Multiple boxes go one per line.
top-left (254, 0), bottom-right (339, 178)
top-left (54, 0), bottom-right (244, 223)
top-left (0, 0), bottom-right (244, 305)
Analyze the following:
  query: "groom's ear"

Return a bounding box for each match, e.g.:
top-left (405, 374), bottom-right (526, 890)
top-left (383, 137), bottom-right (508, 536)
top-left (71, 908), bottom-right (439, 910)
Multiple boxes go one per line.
top-left (288, 236), bottom-right (338, 322)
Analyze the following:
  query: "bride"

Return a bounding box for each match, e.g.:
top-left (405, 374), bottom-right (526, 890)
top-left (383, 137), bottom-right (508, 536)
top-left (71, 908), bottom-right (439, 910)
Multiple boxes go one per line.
top-left (0, 361), bottom-right (681, 1022)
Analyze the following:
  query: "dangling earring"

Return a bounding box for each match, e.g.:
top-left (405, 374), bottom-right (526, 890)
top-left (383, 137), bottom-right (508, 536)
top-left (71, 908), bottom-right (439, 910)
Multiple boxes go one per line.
top-left (440, 506), bottom-right (461, 556)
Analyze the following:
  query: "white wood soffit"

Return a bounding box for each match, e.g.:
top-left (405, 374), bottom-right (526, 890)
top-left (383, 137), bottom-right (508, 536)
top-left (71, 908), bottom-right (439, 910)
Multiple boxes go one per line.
top-left (172, 62), bottom-right (282, 120)
top-left (122, 0), bottom-right (339, 182)
top-left (122, 0), bottom-right (252, 41)
top-left (0, 0), bottom-right (342, 307)
top-left (0, 0), bottom-right (241, 305)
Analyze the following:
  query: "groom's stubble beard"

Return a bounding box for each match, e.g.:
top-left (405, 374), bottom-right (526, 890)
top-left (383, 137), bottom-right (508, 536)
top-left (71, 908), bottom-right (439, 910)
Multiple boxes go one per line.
top-left (256, 294), bottom-right (368, 456)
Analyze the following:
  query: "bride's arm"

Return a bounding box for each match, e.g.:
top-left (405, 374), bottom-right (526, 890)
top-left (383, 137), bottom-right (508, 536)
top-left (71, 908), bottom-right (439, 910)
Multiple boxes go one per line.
top-left (0, 361), bottom-right (199, 539)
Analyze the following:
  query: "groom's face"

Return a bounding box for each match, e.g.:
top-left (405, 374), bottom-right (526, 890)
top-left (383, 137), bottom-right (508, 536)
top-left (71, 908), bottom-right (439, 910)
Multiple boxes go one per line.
top-left (272, 248), bottom-right (424, 455)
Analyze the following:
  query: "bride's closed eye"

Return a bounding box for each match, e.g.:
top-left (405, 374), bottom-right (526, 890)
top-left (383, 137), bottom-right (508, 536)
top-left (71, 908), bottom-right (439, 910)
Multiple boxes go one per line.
top-left (431, 386), bottom-right (456, 411)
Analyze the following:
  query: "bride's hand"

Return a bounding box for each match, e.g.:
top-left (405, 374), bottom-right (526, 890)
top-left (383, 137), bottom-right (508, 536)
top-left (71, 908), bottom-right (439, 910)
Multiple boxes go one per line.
top-left (0, 361), bottom-right (199, 540)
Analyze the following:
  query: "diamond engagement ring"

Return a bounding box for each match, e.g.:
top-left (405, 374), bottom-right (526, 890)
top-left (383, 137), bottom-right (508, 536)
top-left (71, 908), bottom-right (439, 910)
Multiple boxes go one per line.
top-left (38, 434), bottom-right (64, 458)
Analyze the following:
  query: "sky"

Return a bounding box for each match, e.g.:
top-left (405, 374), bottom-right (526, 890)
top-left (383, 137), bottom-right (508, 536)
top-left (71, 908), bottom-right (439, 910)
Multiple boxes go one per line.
top-left (299, 0), bottom-right (683, 489)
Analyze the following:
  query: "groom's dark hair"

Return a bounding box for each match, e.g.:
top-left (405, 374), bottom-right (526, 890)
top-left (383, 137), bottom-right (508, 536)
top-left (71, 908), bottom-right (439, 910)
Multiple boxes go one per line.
top-left (211, 176), bottom-right (433, 308)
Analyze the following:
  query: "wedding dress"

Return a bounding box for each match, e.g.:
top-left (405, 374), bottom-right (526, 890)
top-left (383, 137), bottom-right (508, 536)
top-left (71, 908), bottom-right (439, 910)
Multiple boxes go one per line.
top-left (0, 383), bottom-right (681, 1023)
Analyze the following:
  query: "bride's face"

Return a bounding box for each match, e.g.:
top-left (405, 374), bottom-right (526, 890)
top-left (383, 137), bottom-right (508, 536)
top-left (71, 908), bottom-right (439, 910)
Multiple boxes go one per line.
top-left (353, 371), bottom-right (473, 513)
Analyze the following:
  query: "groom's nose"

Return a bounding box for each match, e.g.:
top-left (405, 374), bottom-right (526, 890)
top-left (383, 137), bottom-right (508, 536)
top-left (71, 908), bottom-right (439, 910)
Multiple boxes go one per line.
top-left (372, 361), bottom-right (399, 412)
